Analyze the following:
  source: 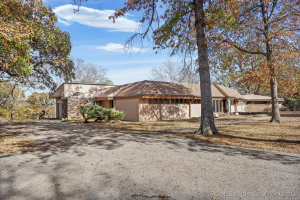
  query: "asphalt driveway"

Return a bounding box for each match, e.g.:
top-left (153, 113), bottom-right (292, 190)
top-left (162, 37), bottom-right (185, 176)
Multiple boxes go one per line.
top-left (0, 120), bottom-right (299, 200)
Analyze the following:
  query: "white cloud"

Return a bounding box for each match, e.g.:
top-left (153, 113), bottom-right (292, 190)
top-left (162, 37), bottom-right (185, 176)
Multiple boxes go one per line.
top-left (96, 43), bottom-right (147, 53)
top-left (53, 4), bottom-right (140, 32)
top-left (101, 58), bottom-right (179, 66)
top-left (57, 18), bottom-right (71, 26)
top-left (107, 66), bottom-right (152, 85)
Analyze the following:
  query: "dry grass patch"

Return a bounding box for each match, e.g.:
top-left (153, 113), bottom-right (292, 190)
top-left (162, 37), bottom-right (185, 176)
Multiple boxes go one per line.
top-left (173, 115), bottom-right (300, 153)
top-left (86, 115), bottom-right (254, 134)
top-left (89, 120), bottom-right (195, 134)
top-left (0, 133), bottom-right (37, 154)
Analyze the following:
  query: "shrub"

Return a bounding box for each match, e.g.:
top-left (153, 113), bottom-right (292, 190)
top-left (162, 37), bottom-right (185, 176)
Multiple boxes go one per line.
top-left (80, 104), bottom-right (125, 123)
top-left (14, 107), bottom-right (40, 121)
top-left (263, 107), bottom-right (272, 112)
top-left (279, 105), bottom-right (289, 111)
top-left (285, 98), bottom-right (300, 111)
top-left (80, 104), bottom-right (106, 123)
top-left (104, 108), bottom-right (125, 120)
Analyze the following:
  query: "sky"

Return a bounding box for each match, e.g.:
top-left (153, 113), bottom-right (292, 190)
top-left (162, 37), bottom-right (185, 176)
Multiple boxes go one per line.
top-left (43, 0), bottom-right (178, 85)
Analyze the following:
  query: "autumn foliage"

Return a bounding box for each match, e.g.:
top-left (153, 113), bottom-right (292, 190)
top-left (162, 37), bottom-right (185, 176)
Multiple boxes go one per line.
top-left (0, 0), bottom-right (74, 91)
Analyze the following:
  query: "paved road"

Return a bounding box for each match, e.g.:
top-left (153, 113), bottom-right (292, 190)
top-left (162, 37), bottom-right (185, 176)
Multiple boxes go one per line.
top-left (0, 120), bottom-right (299, 200)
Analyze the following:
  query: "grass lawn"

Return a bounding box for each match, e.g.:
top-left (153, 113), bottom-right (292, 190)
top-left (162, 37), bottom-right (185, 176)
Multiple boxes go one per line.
top-left (89, 111), bottom-right (300, 153)
top-left (1, 111), bottom-right (299, 154)
top-left (173, 114), bottom-right (300, 153)
top-left (87, 114), bottom-right (255, 133)
top-left (0, 133), bottom-right (37, 154)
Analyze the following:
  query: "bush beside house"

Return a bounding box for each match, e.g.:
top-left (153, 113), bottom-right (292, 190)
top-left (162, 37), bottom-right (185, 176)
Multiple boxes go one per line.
top-left (80, 104), bottom-right (125, 123)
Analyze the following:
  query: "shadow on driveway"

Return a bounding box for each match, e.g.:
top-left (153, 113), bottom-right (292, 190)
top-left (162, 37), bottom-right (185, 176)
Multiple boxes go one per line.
top-left (1, 120), bottom-right (299, 166)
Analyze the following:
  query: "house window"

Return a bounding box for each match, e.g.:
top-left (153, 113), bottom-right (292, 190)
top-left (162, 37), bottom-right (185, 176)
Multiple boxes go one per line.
top-left (184, 99), bottom-right (188, 104)
top-left (246, 101), bottom-right (268, 104)
top-left (164, 99), bottom-right (169, 104)
top-left (154, 98), bottom-right (158, 104)
top-left (180, 99), bottom-right (183, 104)
top-left (159, 98), bottom-right (163, 104)
top-left (149, 99), bottom-right (153, 104)
top-left (171, 99), bottom-right (175, 104)
top-left (216, 100), bottom-right (220, 112)
top-left (220, 100), bottom-right (222, 112)
top-left (175, 99), bottom-right (179, 104)
top-left (212, 100), bottom-right (222, 112)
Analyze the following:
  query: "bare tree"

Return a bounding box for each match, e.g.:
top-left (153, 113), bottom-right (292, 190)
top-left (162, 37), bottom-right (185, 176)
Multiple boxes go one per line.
top-left (151, 60), bottom-right (199, 84)
top-left (71, 58), bottom-right (113, 85)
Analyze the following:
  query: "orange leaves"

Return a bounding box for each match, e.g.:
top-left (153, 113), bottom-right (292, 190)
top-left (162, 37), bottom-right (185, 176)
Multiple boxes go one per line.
top-left (0, 0), bottom-right (74, 91)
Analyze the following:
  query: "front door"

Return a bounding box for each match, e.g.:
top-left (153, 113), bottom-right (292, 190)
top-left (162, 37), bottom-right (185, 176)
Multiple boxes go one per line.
top-left (56, 103), bottom-right (62, 119)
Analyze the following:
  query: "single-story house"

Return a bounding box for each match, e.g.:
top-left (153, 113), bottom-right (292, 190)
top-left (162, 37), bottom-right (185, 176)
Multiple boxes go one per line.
top-left (50, 80), bottom-right (283, 121)
top-left (241, 94), bottom-right (283, 112)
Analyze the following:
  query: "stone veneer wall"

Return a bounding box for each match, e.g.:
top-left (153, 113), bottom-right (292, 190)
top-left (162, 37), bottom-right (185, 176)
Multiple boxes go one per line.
top-left (67, 98), bottom-right (95, 120)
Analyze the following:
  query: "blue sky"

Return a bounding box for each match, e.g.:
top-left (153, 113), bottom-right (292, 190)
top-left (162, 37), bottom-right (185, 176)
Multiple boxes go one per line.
top-left (43, 0), bottom-right (178, 85)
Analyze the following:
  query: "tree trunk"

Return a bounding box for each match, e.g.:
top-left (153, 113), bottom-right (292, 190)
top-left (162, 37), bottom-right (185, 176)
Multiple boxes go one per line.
top-left (270, 76), bottom-right (280, 122)
top-left (194, 0), bottom-right (219, 135)
top-left (260, 1), bottom-right (280, 123)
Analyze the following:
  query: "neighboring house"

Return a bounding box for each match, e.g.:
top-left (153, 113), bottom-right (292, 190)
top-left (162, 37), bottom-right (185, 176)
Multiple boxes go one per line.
top-left (241, 94), bottom-right (284, 112)
top-left (50, 80), bottom-right (282, 121)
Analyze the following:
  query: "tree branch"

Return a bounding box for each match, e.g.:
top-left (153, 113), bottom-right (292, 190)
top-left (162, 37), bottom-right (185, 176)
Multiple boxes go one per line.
top-left (268, 0), bottom-right (278, 21)
top-left (230, 42), bottom-right (266, 56)
top-left (143, 0), bottom-right (156, 38)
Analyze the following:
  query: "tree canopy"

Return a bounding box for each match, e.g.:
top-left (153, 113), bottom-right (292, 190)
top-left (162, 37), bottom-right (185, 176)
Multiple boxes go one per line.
top-left (210, 0), bottom-right (300, 122)
top-left (0, 0), bottom-right (74, 91)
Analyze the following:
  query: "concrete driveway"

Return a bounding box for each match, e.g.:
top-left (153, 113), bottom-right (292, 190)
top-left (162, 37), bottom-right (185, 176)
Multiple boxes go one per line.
top-left (0, 120), bottom-right (299, 200)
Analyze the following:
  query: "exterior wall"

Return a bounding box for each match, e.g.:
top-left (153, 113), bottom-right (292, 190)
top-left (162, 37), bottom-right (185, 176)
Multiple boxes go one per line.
top-left (245, 104), bottom-right (271, 112)
top-left (236, 101), bottom-right (246, 112)
top-left (67, 98), bottom-right (95, 120)
top-left (138, 98), bottom-right (189, 122)
top-left (231, 105), bottom-right (235, 112)
top-left (96, 100), bottom-right (110, 108)
top-left (63, 84), bottom-right (114, 98)
top-left (114, 98), bottom-right (139, 121)
top-left (139, 104), bottom-right (189, 122)
top-left (191, 104), bottom-right (201, 117)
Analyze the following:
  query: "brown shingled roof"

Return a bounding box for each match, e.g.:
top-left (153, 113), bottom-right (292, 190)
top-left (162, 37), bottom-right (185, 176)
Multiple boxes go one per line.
top-left (241, 94), bottom-right (284, 101)
top-left (100, 80), bottom-right (226, 98)
top-left (214, 84), bottom-right (243, 99)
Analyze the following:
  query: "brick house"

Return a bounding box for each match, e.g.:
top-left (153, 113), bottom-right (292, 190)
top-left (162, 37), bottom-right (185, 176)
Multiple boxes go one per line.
top-left (50, 80), bottom-right (282, 121)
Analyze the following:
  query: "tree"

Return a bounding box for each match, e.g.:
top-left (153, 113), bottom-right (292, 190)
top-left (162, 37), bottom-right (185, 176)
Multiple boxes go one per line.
top-left (71, 58), bottom-right (113, 85)
top-left (151, 60), bottom-right (199, 83)
top-left (0, 82), bottom-right (25, 121)
top-left (211, 48), bottom-right (270, 95)
top-left (27, 92), bottom-right (54, 108)
top-left (95, 0), bottom-right (219, 135)
top-left (212, 0), bottom-right (300, 123)
top-left (0, 0), bottom-right (74, 91)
